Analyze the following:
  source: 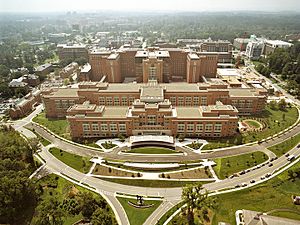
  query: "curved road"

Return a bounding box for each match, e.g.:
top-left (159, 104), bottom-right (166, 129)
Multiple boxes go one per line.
top-left (10, 102), bottom-right (300, 225)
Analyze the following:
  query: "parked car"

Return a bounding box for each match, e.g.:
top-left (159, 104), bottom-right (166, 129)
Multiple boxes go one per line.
top-left (287, 155), bottom-right (295, 161)
top-left (265, 173), bottom-right (272, 178)
top-left (241, 183), bottom-right (248, 187)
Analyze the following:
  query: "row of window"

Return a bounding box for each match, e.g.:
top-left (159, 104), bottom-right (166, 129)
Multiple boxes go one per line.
top-left (55, 99), bottom-right (75, 109)
top-left (82, 123), bottom-right (126, 132)
top-left (177, 123), bottom-right (222, 132)
top-left (169, 96), bottom-right (207, 106)
top-left (99, 96), bottom-right (135, 106)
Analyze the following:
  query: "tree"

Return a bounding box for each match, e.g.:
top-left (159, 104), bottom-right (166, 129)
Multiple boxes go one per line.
top-left (278, 99), bottom-right (287, 111)
top-left (31, 197), bottom-right (64, 225)
top-left (0, 64), bottom-right (10, 77)
top-left (269, 100), bottom-right (277, 110)
top-left (181, 184), bottom-right (215, 225)
top-left (78, 192), bottom-right (98, 219)
top-left (91, 208), bottom-right (115, 225)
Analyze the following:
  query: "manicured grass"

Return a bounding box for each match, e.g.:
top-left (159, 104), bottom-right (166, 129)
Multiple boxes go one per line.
top-left (126, 147), bottom-right (177, 154)
top-left (203, 106), bottom-right (298, 150)
top-left (104, 162), bottom-right (201, 172)
top-left (213, 151), bottom-right (267, 179)
top-left (187, 142), bottom-right (203, 150)
top-left (268, 132), bottom-right (300, 157)
top-left (244, 119), bottom-right (262, 128)
top-left (102, 141), bottom-right (117, 149)
top-left (100, 178), bottom-right (210, 188)
top-left (49, 147), bottom-right (92, 173)
top-left (117, 197), bottom-right (162, 225)
top-left (210, 162), bottom-right (300, 225)
top-left (33, 112), bottom-right (71, 140)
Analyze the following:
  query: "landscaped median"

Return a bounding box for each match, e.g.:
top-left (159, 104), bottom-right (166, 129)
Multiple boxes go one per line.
top-left (99, 178), bottom-right (211, 188)
top-left (117, 196), bottom-right (162, 225)
top-left (268, 132), bottom-right (300, 157)
top-left (213, 151), bottom-right (268, 179)
top-left (49, 147), bottom-right (93, 173)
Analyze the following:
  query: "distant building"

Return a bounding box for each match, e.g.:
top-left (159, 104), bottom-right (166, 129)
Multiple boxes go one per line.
top-left (59, 62), bottom-right (79, 79)
top-left (245, 40), bottom-right (265, 60)
top-left (35, 63), bottom-right (53, 76)
top-left (233, 38), bottom-right (251, 51)
top-left (264, 40), bottom-right (293, 55)
top-left (9, 90), bottom-right (41, 119)
top-left (78, 63), bottom-right (91, 81)
top-left (22, 74), bottom-right (40, 87)
top-left (240, 209), bottom-right (300, 225)
top-left (57, 44), bottom-right (88, 61)
top-left (9, 77), bottom-right (28, 88)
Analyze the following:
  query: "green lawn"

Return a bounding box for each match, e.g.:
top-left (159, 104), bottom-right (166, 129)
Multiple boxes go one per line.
top-left (203, 106), bottom-right (298, 150)
top-left (126, 147), bottom-right (177, 154)
top-left (210, 162), bottom-right (300, 225)
top-left (117, 197), bottom-right (162, 225)
top-left (49, 147), bottom-right (92, 173)
top-left (213, 151), bottom-right (267, 179)
top-left (244, 119), bottom-right (262, 128)
top-left (104, 162), bottom-right (200, 173)
top-left (33, 112), bottom-right (70, 140)
top-left (100, 178), bottom-right (210, 188)
top-left (268, 132), bottom-right (300, 157)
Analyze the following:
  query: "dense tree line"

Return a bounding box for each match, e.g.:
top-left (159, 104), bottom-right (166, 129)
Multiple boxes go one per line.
top-left (255, 42), bottom-right (300, 98)
top-left (0, 126), bottom-right (37, 224)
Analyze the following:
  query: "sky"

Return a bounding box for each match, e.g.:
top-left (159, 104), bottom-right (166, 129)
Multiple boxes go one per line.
top-left (0, 0), bottom-right (299, 13)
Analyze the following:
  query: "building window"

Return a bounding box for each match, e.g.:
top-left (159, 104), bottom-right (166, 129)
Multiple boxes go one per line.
top-left (99, 97), bottom-right (105, 105)
top-left (55, 100), bottom-right (62, 109)
top-left (177, 123), bottom-right (185, 132)
top-left (106, 97), bottom-right (113, 106)
top-left (187, 123), bottom-right (194, 131)
top-left (193, 97), bottom-right (199, 106)
top-left (185, 97), bottom-right (192, 106)
top-left (101, 124), bottom-right (108, 131)
top-left (121, 97), bottom-right (127, 106)
top-left (83, 123), bottom-right (90, 132)
top-left (62, 100), bottom-right (69, 109)
top-left (110, 123), bottom-right (117, 132)
top-left (201, 96), bottom-right (207, 106)
top-left (129, 97), bottom-right (135, 105)
top-left (170, 97), bottom-right (176, 105)
top-left (92, 123), bottom-right (99, 131)
top-left (69, 100), bottom-right (75, 106)
top-left (119, 124), bottom-right (126, 132)
top-left (214, 123), bottom-right (222, 132)
top-left (178, 97), bottom-right (184, 106)
top-left (196, 124), bottom-right (203, 131)
top-left (205, 124), bottom-right (213, 132)
top-left (147, 115), bottom-right (156, 125)
top-left (114, 96), bottom-right (120, 106)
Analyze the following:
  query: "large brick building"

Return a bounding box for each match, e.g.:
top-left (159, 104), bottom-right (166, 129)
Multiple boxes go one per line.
top-left (42, 79), bottom-right (266, 140)
top-left (80, 47), bottom-right (217, 83)
top-left (42, 46), bottom-right (267, 140)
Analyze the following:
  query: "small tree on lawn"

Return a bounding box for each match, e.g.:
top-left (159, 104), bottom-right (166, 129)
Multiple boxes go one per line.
top-left (181, 183), bottom-right (216, 225)
top-left (278, 99), bottom-right (287, 111)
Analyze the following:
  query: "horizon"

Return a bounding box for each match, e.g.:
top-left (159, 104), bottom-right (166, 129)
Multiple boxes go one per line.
top-left (0, 0), bottom-right (300, 13)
